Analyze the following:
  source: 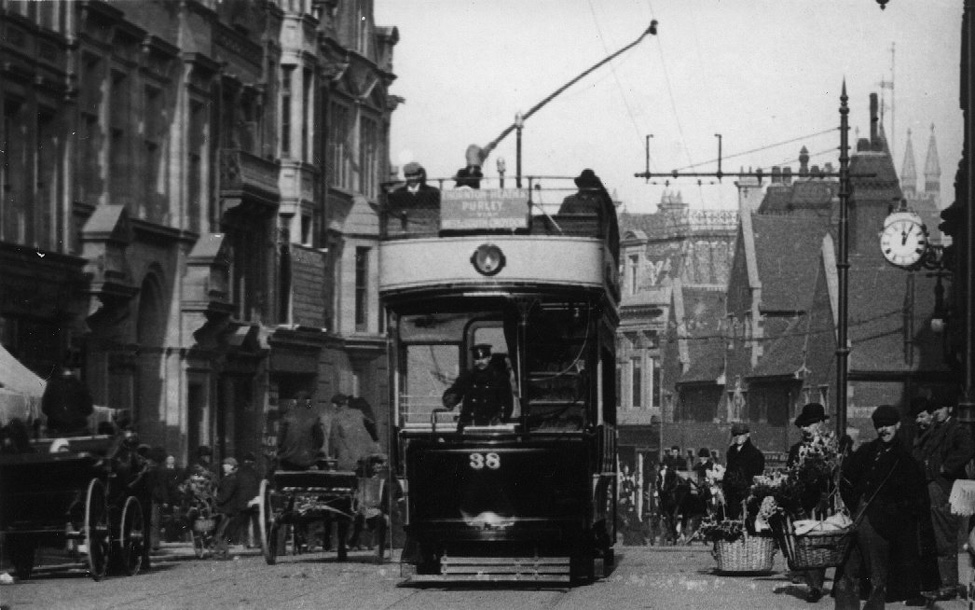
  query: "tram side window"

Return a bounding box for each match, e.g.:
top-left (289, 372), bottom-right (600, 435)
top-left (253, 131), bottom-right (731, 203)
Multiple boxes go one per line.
top-left (525, 307), bottom-right (591, 431)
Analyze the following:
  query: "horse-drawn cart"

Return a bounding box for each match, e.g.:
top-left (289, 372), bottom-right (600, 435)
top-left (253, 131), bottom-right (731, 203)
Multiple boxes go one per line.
top-left (0, 444), bottom-right (147, 580)
top-left (256, 469), bottom-right (358, 564)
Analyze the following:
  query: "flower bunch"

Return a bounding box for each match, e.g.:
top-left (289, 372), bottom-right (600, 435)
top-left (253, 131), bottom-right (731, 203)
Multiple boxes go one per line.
top-left (793, 431), bottom-right (840, 481)
top-left (747, 469), bottom-right (803, 519)
top-left (757, 496), bottom-right (780, 522)
top-left (697, 517), bottom-right (746, 543)
top-left (705, 463), bottom-right (725, 485)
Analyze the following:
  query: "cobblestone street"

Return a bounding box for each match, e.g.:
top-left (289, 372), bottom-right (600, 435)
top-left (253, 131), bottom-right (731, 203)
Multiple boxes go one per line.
top-left (3, 542), bottom-right (972, 610)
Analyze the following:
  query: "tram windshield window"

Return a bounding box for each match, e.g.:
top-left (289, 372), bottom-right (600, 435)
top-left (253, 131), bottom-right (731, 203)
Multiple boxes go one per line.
top-left (397, 311), bottom-right (514, 427)
top-left (395, 304), bottom-right (595, 431)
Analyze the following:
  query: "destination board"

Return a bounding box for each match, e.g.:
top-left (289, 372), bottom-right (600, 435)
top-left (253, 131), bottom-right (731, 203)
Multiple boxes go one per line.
top-left (440, 189), bottom-right (529, 230)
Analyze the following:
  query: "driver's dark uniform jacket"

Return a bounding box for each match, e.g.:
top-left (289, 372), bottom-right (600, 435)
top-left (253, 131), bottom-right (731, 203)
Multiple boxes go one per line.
top-left (442, 364), bottom-right (513, 426)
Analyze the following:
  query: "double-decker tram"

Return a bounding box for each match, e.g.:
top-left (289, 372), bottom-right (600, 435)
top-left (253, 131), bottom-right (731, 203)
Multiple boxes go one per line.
top-left (379, 171), bottom-right (620, 584)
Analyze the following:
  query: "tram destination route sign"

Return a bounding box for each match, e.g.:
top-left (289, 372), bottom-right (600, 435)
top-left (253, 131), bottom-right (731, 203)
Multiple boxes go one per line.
top-left (440, 188), bottom-right (529, 230)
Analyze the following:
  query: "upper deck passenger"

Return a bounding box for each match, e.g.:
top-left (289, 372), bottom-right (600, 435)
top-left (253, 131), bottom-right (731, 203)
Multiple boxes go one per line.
top-left (557, 169), bottom-right (620, 260)
top-left (454, 144), bottom-right (490, 189)
top-left (389, 162), bottom-right (440, 209)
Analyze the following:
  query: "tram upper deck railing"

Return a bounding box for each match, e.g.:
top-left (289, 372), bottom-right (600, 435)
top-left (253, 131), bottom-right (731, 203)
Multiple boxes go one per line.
top-left (379, 175), bottom-right (620, 263)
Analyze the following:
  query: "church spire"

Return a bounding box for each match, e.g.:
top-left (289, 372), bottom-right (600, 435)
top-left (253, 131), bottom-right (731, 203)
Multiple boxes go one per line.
top-left (924, 123), bottom-right (941, 194)
top-left (901, 128), bottom-right (917, 197)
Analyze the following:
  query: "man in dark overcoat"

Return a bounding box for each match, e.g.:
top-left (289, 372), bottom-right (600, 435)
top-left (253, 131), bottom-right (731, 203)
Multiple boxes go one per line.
top-left (723, 422), bottom-right (765, 519)
top-left (836, 405), bottom-right (930, 609)
top-left (276, 392), bottom-right (325, 471)
top-left (389, 162), bottom-right (440, 209)
top-left (41, 367), bottom-right (94, 437)
top-left (442, 344), bottom-right (513, 430)
top-left (912, 390), bottom-right (974, 600)
top-left (213, 457), bottom-right (240, 558)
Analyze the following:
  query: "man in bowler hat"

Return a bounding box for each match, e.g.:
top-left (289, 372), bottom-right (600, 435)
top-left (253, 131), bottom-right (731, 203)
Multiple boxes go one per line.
top-left (442, 344), bottom-right (513, 430)
top-left (723, 422), bottom-right (764, 519)
top-left (787, 403), bottom-right (832, 603)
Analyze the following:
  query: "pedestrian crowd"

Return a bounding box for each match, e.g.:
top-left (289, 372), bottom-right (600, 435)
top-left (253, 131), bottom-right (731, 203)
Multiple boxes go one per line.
top-left (633, 389), bottom-right (975, 609)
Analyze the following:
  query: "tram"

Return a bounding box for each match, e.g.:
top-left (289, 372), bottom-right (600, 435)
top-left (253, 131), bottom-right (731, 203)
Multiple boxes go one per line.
top-left (379, 172), bottom-right (620, 584)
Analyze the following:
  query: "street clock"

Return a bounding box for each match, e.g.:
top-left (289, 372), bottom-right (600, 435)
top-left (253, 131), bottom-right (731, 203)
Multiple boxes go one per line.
top-left (880, 210), bottom-right (928, 269)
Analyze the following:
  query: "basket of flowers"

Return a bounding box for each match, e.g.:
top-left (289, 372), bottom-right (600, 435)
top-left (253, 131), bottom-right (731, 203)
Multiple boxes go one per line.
top-left (762, 433), bottom-right (855, 571)
top-left (699, 517), bottom-right (776, 573)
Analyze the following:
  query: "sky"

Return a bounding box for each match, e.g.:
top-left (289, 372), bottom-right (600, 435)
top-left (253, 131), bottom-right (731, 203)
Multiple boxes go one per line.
top-left (374, 0), bottom-right (964, 214)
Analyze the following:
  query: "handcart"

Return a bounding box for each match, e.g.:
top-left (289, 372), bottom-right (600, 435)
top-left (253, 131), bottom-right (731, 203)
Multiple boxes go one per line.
top-left (256, 469), bottom-right (358, 564)
top-left (0, 445), bottom-right (147, 580)
top-left (177, 471), bottom-right (218, 558)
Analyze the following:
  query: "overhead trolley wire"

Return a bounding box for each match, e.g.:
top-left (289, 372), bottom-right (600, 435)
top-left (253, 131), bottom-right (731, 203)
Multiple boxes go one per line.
top-left (670, 128), bottom-right (839, 172)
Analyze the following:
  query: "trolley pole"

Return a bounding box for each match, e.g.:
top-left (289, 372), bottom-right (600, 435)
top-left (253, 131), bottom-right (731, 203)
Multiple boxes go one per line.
top-left (836, 81), bottom-right (851, 440)
top-left (478, 21), bottom-right (658, 170)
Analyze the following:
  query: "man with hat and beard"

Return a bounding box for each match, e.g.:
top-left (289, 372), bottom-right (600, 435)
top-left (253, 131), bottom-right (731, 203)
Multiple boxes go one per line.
top-left (723, 422), bottom-right (765, 519)
top-left (912, 389), bottom-right (974, 601)
top-left (836, 405), bottom-right (930, 608)
top-left (442, 344), bottom-right (513, 431)
top-left (787, 403), bottom-right (833, 603)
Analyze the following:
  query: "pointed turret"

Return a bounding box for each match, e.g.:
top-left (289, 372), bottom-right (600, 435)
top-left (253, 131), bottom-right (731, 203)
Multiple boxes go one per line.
top-left (924, 123), bottom-right (941, 194)
top-left (900, 128), bottom-right (917, 197)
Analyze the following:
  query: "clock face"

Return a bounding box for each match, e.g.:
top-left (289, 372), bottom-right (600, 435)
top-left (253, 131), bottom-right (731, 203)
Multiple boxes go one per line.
top-left (880, 215), bottom-right (927, 268)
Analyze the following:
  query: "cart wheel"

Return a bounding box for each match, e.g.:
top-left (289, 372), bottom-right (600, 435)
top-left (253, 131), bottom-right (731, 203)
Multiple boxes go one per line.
top-left (119, 496), bottom-right (146, 576)
top-left (85, 479), bottom-right (111, 581)
top-left (258, 479), bottom-right (275, 564)
top-left (266, 523), bottom-right (282, 565)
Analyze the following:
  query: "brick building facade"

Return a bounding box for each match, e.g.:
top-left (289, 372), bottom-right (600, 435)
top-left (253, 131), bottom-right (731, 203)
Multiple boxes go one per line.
top-left (0, 0), bottom-right (398, 470)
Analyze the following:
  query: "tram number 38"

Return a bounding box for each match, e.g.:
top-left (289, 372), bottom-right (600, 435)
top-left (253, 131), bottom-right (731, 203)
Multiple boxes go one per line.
top-left (469, 452), bottom-right (501, 470)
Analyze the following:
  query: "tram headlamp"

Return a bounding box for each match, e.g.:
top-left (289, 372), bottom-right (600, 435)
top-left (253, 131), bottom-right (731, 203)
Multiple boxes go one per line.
top-left (471, 243), bottom-right (506, 277)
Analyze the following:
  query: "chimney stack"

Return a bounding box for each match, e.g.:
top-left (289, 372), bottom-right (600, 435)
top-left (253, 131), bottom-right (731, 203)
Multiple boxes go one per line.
top-left (771, 166), bottom-right (782, 184)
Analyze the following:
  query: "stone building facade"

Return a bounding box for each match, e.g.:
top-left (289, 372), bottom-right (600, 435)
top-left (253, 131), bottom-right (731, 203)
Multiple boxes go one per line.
top-left (0, 0), bottom-right (398, 469)
top-left (616, 194), bottom-right (737, 473)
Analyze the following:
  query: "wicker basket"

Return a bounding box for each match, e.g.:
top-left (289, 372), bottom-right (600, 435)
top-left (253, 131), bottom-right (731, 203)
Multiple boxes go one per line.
top-left (785, 528), bottom-right (853, 570)
top-left (193, 517), bottom-right (216, 533)
top-left (713, 535), bottom-right (776, 573)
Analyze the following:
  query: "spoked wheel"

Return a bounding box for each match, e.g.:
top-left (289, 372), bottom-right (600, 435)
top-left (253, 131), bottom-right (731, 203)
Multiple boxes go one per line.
top-left (119, 496), bottom-right (146, 576)
top-left (258, 479), bottom-right (275, 565)
top-left (84, 479), bottom-right (111, 581)
top-left (266, 523), bottom-right (283, 565)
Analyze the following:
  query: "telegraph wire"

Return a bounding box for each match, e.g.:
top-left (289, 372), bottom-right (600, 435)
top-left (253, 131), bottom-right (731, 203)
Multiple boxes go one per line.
top-left (587, 0), bottom-right (647, 153)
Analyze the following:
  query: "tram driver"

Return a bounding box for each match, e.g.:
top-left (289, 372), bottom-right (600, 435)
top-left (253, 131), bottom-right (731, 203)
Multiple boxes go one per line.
top-left (442, 344), bottom-right (514, 430)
